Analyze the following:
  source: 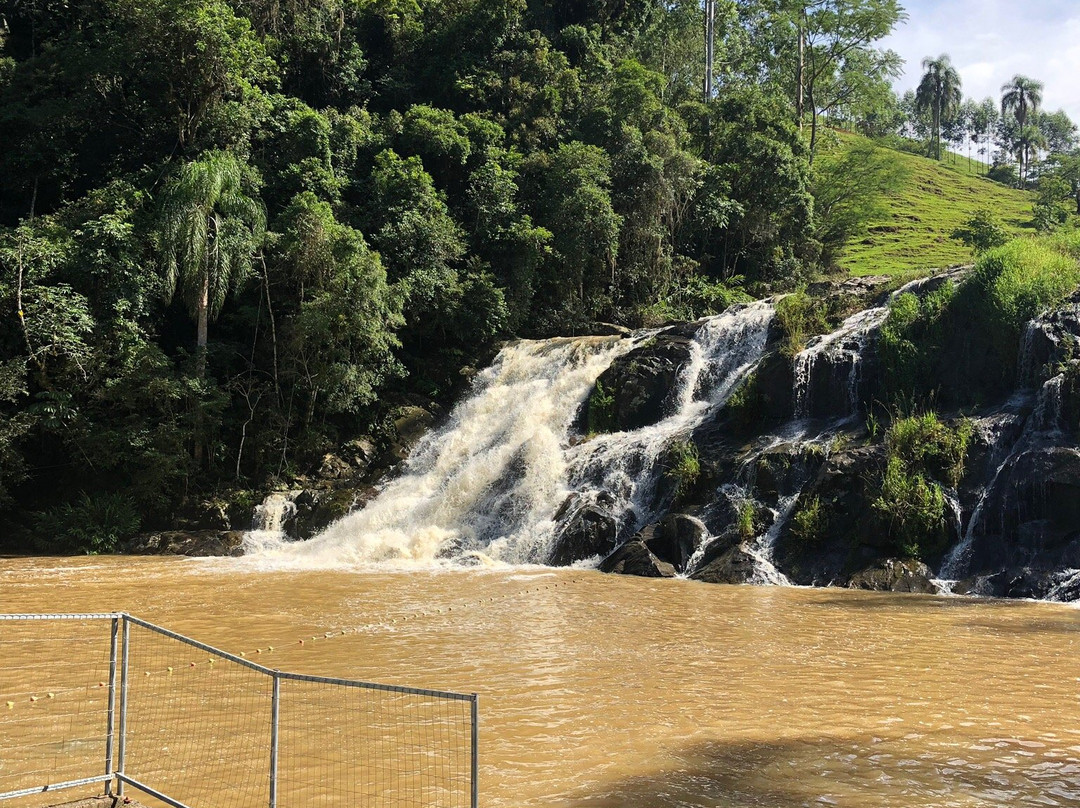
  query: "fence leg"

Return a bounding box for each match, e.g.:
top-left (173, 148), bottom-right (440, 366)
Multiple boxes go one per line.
top-left (105, 618), bottom-right (119, 796)
top-left (471, 695), bottom-right (479, 808)
top-left (117, 616), bottom-right (130, 797)
top-left (270, 671), bottom-right (280, 808)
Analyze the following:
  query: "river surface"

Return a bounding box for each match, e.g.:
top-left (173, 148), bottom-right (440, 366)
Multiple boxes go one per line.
top-left (3, 556), bottom-right (1080, 807)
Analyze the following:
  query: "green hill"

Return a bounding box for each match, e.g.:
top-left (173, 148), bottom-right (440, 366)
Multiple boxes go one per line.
top-left (836, 138), bottom-right (1035, 277)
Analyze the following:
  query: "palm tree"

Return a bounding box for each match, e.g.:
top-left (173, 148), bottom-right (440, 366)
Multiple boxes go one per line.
top-left (1001, 75), bottom-right (1044, 183)
top-left (915, 54), bottom-right (962, 160)
top-left (158, 151), bottom-right (266, 377)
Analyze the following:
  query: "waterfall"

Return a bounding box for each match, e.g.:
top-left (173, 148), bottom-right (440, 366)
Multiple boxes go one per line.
top-left (252, 492), bottom-right (297, 533)
top-left (246, 302), bottom-right (776, 569)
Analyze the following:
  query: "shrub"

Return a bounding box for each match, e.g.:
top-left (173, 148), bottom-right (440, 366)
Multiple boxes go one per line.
top-left (736, 500), bottom-right (757, 541)
top-left (664, 440), bottom-right (701, 500)
top-left (952, 209), bottom-right (1010, 254)
top-left (587, 380), bottom-right (616, 435)
top-left (33, 491), bottom-right (141, 554)
top-left (789, 496), bottom-right (825, 547)
top-left (869, 413), bottom-right (970, 559)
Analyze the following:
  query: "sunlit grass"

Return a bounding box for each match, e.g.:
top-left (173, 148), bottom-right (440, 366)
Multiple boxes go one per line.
top-left (834, 135), bottom-right (1035, 276)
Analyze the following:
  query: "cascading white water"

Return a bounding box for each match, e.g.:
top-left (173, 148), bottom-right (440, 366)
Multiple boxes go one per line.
top-left (792, 305), bottom-right (889, 420)
top-left (563, 301), bottom-right (776, 534)
top-left (245, 302), bottom-right (776, 569)
top-left (246, 335), bottom-right (637, 567)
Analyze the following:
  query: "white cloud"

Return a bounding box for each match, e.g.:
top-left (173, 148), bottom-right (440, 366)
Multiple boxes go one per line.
top-left (882, 0), bottom-right (1080, 122)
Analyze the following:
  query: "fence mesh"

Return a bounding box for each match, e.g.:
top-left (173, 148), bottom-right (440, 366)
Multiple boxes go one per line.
top-left (276, 677), bottom-right (474, 808)
top-left (0, 615), bottom-right (115, 807)
top-left (122, 620), bottom-right (273, 808)
top-left (0, 615), bottom-right (477, 808)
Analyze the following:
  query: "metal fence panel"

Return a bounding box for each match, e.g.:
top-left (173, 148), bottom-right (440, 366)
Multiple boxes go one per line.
top-left (0, 614), bottom-right (478, 808)
top-left (0, 614), bottom-right (118, 807)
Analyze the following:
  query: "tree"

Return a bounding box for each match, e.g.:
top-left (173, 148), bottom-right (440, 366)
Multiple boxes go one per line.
top-left (915, 54), bottom-right (962, 160)
top-left (970, 97), bottom-right (999, 172)
top-left (1001, 74), bottom-right (1043, 182)
top-left (784, 0), bottom-right (905, 159)
top-left (157, 150), bottom-right (266, 376)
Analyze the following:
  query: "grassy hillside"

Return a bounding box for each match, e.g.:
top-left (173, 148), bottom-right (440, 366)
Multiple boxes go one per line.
top-left (836, 137), bottom-right (1035, 277)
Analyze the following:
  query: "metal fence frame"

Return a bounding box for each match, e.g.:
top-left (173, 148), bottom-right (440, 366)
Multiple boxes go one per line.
top-left (0, 613), bottom-right (479, 808)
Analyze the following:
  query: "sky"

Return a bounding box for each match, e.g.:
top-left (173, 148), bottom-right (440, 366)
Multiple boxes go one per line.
top-left (880, 0), bottom-right (1080, 124)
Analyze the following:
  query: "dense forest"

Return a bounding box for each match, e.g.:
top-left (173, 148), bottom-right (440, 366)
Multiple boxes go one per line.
top-left (0, 0), bottom-right (1073, 553)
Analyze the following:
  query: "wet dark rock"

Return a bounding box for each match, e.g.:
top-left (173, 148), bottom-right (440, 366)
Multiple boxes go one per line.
top-left (965, 447), bottom-right (1080, 575)
top-left (129, 530), bottom-right (246, 557)
top-left (318, 453), bottom-right (352, 479)
top-left (640, 514), bottom-right (709, 571)
top-left (598, 540), bottom-right (676, 578)
top-left (741, 351), bottom-right (794, 424)
top-left (589, 322), bottom-right (634, 337)
top-left (752, 443), bottom-right (828, 506)
top-left (1019, 291), bottom-right (1080, 384)
top-left (848, 558), bottom-right (938, 593)
top-left (589, 325), bottom-right (701, 432)
top-left (773, 446), bottom-right (885, 586)
top-left (549, 504), bottom-right (618, 566)
top-left (391, 405), bottom-right (436, 460)
top-left (688, 543), bottom-right (759, 585)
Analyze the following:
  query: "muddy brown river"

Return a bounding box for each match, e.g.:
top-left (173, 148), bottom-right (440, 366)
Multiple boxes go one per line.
top-left (3, 556), bottom-right (1080, 807)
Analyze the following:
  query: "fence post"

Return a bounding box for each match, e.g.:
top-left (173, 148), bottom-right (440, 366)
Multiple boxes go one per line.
top-left (269, 671), bottom-right (280, 808)
top-left (105, 617), bottom-right (119, 795)
top-left (117, 615), bottom-right (130, 797)
top-left (471, 694), bottom-right (479, 808)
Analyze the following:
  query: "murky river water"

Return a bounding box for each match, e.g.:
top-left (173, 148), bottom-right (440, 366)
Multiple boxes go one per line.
top-left (3, 556), bottom-right (1080, 807)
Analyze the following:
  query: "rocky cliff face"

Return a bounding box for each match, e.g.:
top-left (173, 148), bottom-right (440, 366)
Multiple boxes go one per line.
top-left (557, 274), bottom-right (1080, 601)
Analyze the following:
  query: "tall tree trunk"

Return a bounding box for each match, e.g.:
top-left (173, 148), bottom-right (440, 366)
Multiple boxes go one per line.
top-left (796, 12), bottom-right (805, 130)
top-left (196, 270), bottom-right (209, 378)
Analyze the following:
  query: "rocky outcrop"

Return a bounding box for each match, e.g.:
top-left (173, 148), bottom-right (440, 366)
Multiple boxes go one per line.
top-left (689, 543), bottom-right (759, 584)
top-left (587, 324), bottom-right (702, 432)
top-left (773, 446), bottom-right (884, 586)
top-left (548, 499), bottom-right (618, 566)
top-left (129, 530), bottom-right (246, 557)
top-left (964, 447), bottom-right (1080, 576)
top-left (599, 540), bottom-right (676, 577)
top-left (640, 514), bottom-right (709, 571)
top-left (848, 559), bottom-right (937, 593)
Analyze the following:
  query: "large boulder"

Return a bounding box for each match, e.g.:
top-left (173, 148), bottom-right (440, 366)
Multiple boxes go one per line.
top-left (848, 558), bottom-right (938, 593)
top-left (1018, 292), bottom-right (1080, 385)
top-left (688, 543), bottom-right (759, 584)
top-left (598, 540), bottom-right (676, 578)
top-left (641, 514), bottom-right (709, 571)
top-left (549, 502), bottom-right (618, 566)
top-left (772, 446), bottom-right (886, 586)
top-left (587, 324), bottom-right (701, 432)
top-left (391, 405), bottom-right (437, 460)
top-left (129, 530), bottom-right (246, 557)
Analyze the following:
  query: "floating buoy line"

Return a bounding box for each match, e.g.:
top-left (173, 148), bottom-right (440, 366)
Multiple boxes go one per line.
top-left (2, 575), bottom-right (591, 712)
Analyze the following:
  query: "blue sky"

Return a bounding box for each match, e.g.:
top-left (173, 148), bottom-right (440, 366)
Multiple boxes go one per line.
top-left (881, 0), bottom-right (1080, 124)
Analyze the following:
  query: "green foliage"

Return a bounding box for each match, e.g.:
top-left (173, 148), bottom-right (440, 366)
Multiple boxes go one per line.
top-left (586, 380), bottom-right (616, 435)
top-left (775, 290), bottom-right (863, 356)
top-left (723, 372), bottom-right (764, 430)
top-left (871, 455), bottom-right (945, 559)
top-left (737, 500), bottom-right (758, 542)
top-left (952, 209), bottom-right (1010, 254)
top-left (33, 492), bottom-right (142, 554)
top-left (790, 496), bottom-right (825, 547)
top-left (664, 440), bottom-right (700, 500)
top-left (870, 412), bottom-right (970, 559)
